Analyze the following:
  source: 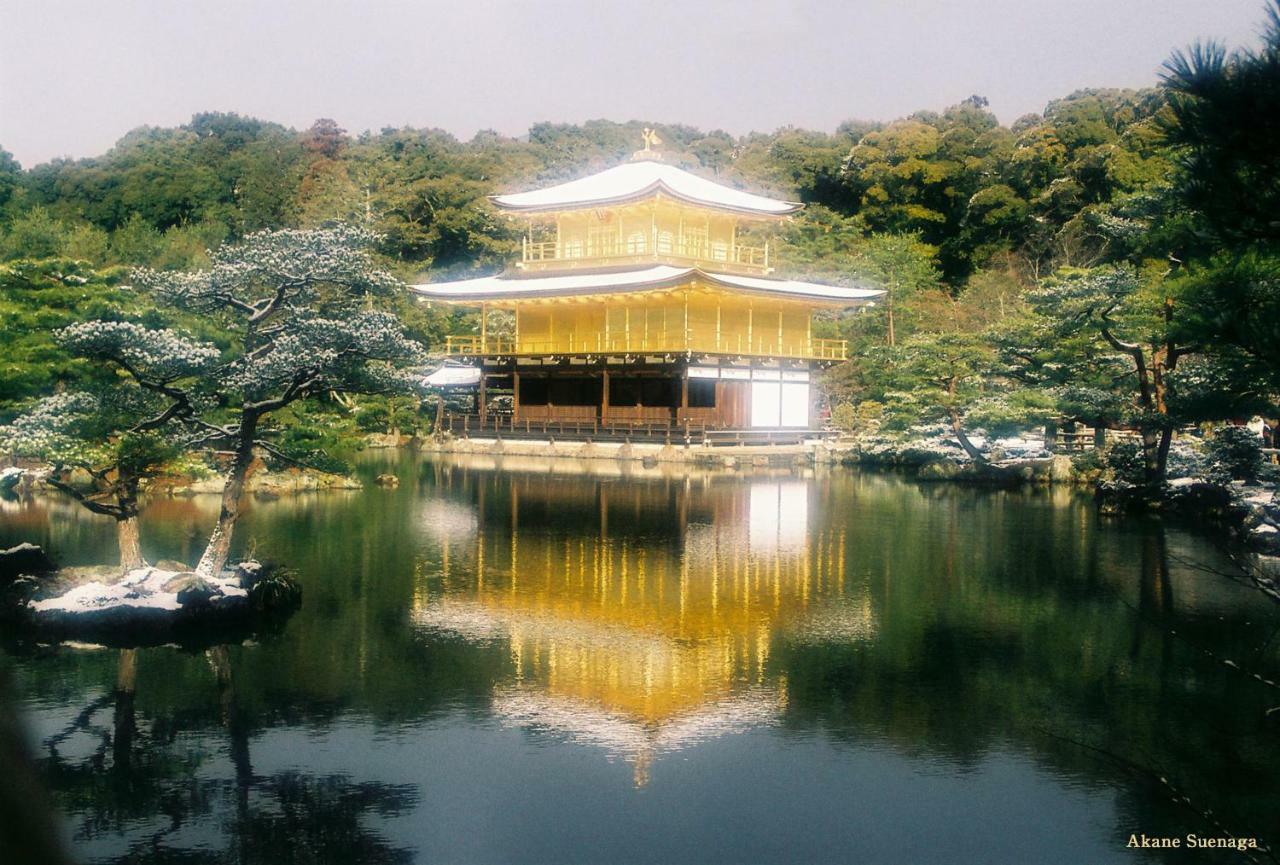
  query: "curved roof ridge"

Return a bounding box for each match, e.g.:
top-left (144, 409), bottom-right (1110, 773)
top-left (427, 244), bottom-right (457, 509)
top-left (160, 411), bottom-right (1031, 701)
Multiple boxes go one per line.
top-left (410, 265), bottom-right (882, 305)
top-left (491, 161), bottom-right (801, 216)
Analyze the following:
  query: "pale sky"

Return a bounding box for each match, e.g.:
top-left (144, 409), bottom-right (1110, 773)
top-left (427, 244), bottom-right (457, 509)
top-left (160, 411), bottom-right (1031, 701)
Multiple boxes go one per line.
top-left (0, 0), bottom-right (1268, 168)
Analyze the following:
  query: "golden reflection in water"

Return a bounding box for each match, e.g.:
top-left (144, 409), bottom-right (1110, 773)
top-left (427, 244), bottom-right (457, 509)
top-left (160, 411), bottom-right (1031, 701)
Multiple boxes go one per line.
top-left (413, 466), bottom-right (875, 785)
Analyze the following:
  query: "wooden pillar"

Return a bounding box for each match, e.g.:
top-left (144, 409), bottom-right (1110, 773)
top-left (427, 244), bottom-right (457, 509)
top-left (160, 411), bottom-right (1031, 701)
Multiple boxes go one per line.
top-left (479, 371), bottom-right (487, 422)
top-left (480, 302), bottom-right (487, 352)
top-left (680, 368), bottom-right (689, 426)
top-left (513, 371), bottom-right (521, 421)
top-left (602, 369), bottom-right (610, 423)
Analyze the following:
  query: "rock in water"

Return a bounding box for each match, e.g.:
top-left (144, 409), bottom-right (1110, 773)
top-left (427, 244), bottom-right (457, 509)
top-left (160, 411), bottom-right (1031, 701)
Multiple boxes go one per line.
top-left (0, 543), bottom-right (57, 585)
top-left (175, 576), bottom-right (223, 608)
top-left (235, 560), bottom-right (265, 590)
top-left (375, 474), bottom-right (400, 488)
top-left (0, 467), bottom-right (24, 492)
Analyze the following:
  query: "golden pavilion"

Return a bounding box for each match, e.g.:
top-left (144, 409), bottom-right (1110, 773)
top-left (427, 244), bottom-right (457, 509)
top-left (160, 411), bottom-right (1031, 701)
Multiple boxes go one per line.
top-left (412, 135), bottom-right (882, 439)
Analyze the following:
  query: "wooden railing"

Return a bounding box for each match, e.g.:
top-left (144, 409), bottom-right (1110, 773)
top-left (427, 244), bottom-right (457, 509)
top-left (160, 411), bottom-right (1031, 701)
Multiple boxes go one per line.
top-left (521, 237), bottom-right (769, 271)
top-left (443, 332), bottom-right (847, 361)
top-left (442, 412), bottom-right (836, 445)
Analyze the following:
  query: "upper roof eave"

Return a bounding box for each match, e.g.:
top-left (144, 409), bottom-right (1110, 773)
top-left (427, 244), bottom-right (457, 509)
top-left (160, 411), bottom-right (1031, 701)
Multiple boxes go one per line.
top-left (489, 181), bottom-right (802, 218)
top-left (488, 160), bottom-right (802, 217)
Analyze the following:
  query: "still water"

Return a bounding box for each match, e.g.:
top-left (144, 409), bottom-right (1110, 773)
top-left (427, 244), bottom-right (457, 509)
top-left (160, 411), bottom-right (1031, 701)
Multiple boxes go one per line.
top-left (2, 453), bottom-right (1278, 864)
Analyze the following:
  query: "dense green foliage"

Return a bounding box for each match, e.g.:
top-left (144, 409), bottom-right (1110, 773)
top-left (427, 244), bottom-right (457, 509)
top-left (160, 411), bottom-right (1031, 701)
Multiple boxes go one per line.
top-left (1, 3), bottom-right (1277, 493)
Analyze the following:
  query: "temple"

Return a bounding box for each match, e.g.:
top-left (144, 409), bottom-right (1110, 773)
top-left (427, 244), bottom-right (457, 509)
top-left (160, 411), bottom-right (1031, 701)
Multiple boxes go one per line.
top-left (412, 135), bottom-right (883, 441)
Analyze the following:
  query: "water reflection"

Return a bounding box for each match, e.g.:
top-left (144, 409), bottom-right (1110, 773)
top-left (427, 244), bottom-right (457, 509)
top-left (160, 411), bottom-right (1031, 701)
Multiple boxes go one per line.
top-left (3, 453), bottom-right (1279, 864)
top-left (413, 469), bottom-right (870, 784)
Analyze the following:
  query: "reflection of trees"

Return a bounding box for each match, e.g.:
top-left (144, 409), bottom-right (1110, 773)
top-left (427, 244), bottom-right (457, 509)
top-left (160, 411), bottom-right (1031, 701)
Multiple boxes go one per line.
top-left (0, 666), bottom-right (73, 865)
top-left (773, 482), bottom-right (1280, 856)
top-left (36, 645), bottom-right (417, 865)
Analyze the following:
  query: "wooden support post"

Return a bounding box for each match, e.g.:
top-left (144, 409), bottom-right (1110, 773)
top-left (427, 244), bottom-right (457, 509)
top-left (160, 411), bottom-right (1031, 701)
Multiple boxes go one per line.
top-left (479, 371), bottom-right (487, 423)
top-left (681, 368), bottom-right (690, 442)
top-left (601, 369), bottom-right (610, 423)
top-left (480, 302), bottom-right (487, 353)
top-left (513, 371), bottom-right (521, 421)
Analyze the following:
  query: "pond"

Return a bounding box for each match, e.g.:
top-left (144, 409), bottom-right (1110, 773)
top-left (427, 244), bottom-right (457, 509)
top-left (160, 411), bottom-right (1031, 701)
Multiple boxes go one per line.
top-left (2, 452), bottom-right (1278, 864)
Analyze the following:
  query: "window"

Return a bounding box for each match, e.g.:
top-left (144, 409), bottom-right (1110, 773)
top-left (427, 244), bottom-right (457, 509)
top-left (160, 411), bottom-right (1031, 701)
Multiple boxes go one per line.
top-left (609, 377), bottom-right (641, 407)
top-left (684, 226), bottom-right (708, 258)
top-left (520, 377), bottom-right (549, 406)
top-left (548, 377), bottom-right (600, 407)
top-left (587, 226), bottom-right (617, 257)
top-left (641, 378), bottom-right (678, 407)
top-left (607, 377), bottom-right (678, 407)
top-left (688, 379), bottom-right (716, 408)
top-left (626, 231), bottom-right (648, 255)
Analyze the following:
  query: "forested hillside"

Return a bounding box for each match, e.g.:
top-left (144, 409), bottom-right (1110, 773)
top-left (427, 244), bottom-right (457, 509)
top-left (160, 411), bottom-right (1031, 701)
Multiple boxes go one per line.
top-left (1, 0), bottom-right (1277, 494)
top-left (0, 89), bottom-right (1171, 283)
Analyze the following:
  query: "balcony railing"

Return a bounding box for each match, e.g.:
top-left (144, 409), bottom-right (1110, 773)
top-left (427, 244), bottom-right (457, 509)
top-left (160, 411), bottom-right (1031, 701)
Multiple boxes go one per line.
top-left (520, 237), bottom-right (769, 272)
top-left (444, 333), bottom-right (846, 361)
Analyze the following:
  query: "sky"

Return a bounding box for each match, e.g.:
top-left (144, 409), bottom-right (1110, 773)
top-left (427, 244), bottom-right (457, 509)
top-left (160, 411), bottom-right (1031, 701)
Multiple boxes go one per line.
top-left (0, 0), bottom-right (1269, 168)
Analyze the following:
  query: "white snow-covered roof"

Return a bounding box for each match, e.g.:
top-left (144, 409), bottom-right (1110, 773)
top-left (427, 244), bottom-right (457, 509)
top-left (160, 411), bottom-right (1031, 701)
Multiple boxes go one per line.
top-left (411, 265), bottom-right (883, 305)
top-left (491, 161), bottom-right (801, 216)
top-left (423, 365), bottom-right (482, 387)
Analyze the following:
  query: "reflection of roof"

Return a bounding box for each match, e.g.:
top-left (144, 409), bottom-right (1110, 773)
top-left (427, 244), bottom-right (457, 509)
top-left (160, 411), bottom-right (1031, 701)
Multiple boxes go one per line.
top-left (492, 161), bottom-right (801, 216)
top-left (494, 686), bottom-right (780, 755)
top-left (411, 265), bottom-right (883, 305)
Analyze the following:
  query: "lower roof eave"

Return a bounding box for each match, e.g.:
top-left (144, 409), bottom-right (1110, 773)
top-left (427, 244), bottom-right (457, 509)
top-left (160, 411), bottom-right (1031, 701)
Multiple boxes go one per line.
top-left (411, 265), bottom-right (884, 307)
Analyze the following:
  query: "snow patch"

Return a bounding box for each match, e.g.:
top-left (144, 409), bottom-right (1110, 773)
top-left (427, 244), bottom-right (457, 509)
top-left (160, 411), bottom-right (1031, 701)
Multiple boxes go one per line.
top-left (31, 566), bottom-right (246, 616)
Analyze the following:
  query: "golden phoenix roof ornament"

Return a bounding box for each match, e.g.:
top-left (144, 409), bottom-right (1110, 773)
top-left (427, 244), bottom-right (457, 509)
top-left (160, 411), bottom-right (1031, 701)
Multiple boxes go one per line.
top-left (633, 127), bottom-right (664, 161)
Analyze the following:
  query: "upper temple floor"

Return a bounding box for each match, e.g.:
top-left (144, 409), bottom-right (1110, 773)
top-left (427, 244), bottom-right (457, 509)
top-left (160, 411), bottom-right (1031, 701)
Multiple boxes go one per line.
top-left (490, 157), bottom-right (801, 277)
top-left (518, 198), bottom-right (774, 275)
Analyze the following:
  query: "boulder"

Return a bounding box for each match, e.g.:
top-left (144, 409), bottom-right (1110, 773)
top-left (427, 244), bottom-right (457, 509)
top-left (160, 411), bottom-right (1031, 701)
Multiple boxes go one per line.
top-left (234, 560), bottom-right (266, 590)
top-left (0, 543), bottom-right (57, 585)
top-left (161, 571), bottom-right (199, 592)
top-left (917, 460), bottom-right (963, 481)
top-left (1049, 455), bottom-right (1074, 483)
top-left (375, 473), bottom-right (400, 488)
top-left (0, 467), bottom-right (24, 492)
top-left (175, 576), bottom-right (223, 608)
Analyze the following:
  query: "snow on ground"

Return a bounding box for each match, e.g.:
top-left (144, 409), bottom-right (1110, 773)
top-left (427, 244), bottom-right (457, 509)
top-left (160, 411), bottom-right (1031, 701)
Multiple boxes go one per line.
top-left (31, 566), bottom-right (246, 615)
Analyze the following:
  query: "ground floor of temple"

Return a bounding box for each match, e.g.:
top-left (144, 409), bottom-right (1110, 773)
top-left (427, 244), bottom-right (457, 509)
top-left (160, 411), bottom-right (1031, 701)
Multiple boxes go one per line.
top-left (435, 356), bottom-right (831, 445)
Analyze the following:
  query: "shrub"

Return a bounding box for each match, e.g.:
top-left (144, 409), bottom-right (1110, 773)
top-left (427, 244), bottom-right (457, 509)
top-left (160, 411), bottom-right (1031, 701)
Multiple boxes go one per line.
top-left (830, 402), bottom-right (856, 431)
top-left (1206, 426), bottom-right (1263, 482)
top-left (1102, 440), bottom-right (1146, 487)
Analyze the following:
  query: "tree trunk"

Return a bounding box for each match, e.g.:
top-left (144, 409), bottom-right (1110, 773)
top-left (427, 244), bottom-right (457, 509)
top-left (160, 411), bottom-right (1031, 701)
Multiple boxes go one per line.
top-left (1044, 420), bottom-right (1059, 453)
top-left (1140, 428), bottom-right (1166, 491)
top-left (113, 468), bottom-right (145, 572)
top-left (196, 416), bottom-right (258, 577)
top-left (886, 291), bottom-right (895, 348)
top-left (117, 517), bottom-right (145, 573)
top-left (948, 409), bottom-right (987, 463)
top-left (1155, 427), bottom-right (1174, 486)
top-left (1094, 425), bottom-right (1107, 449)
